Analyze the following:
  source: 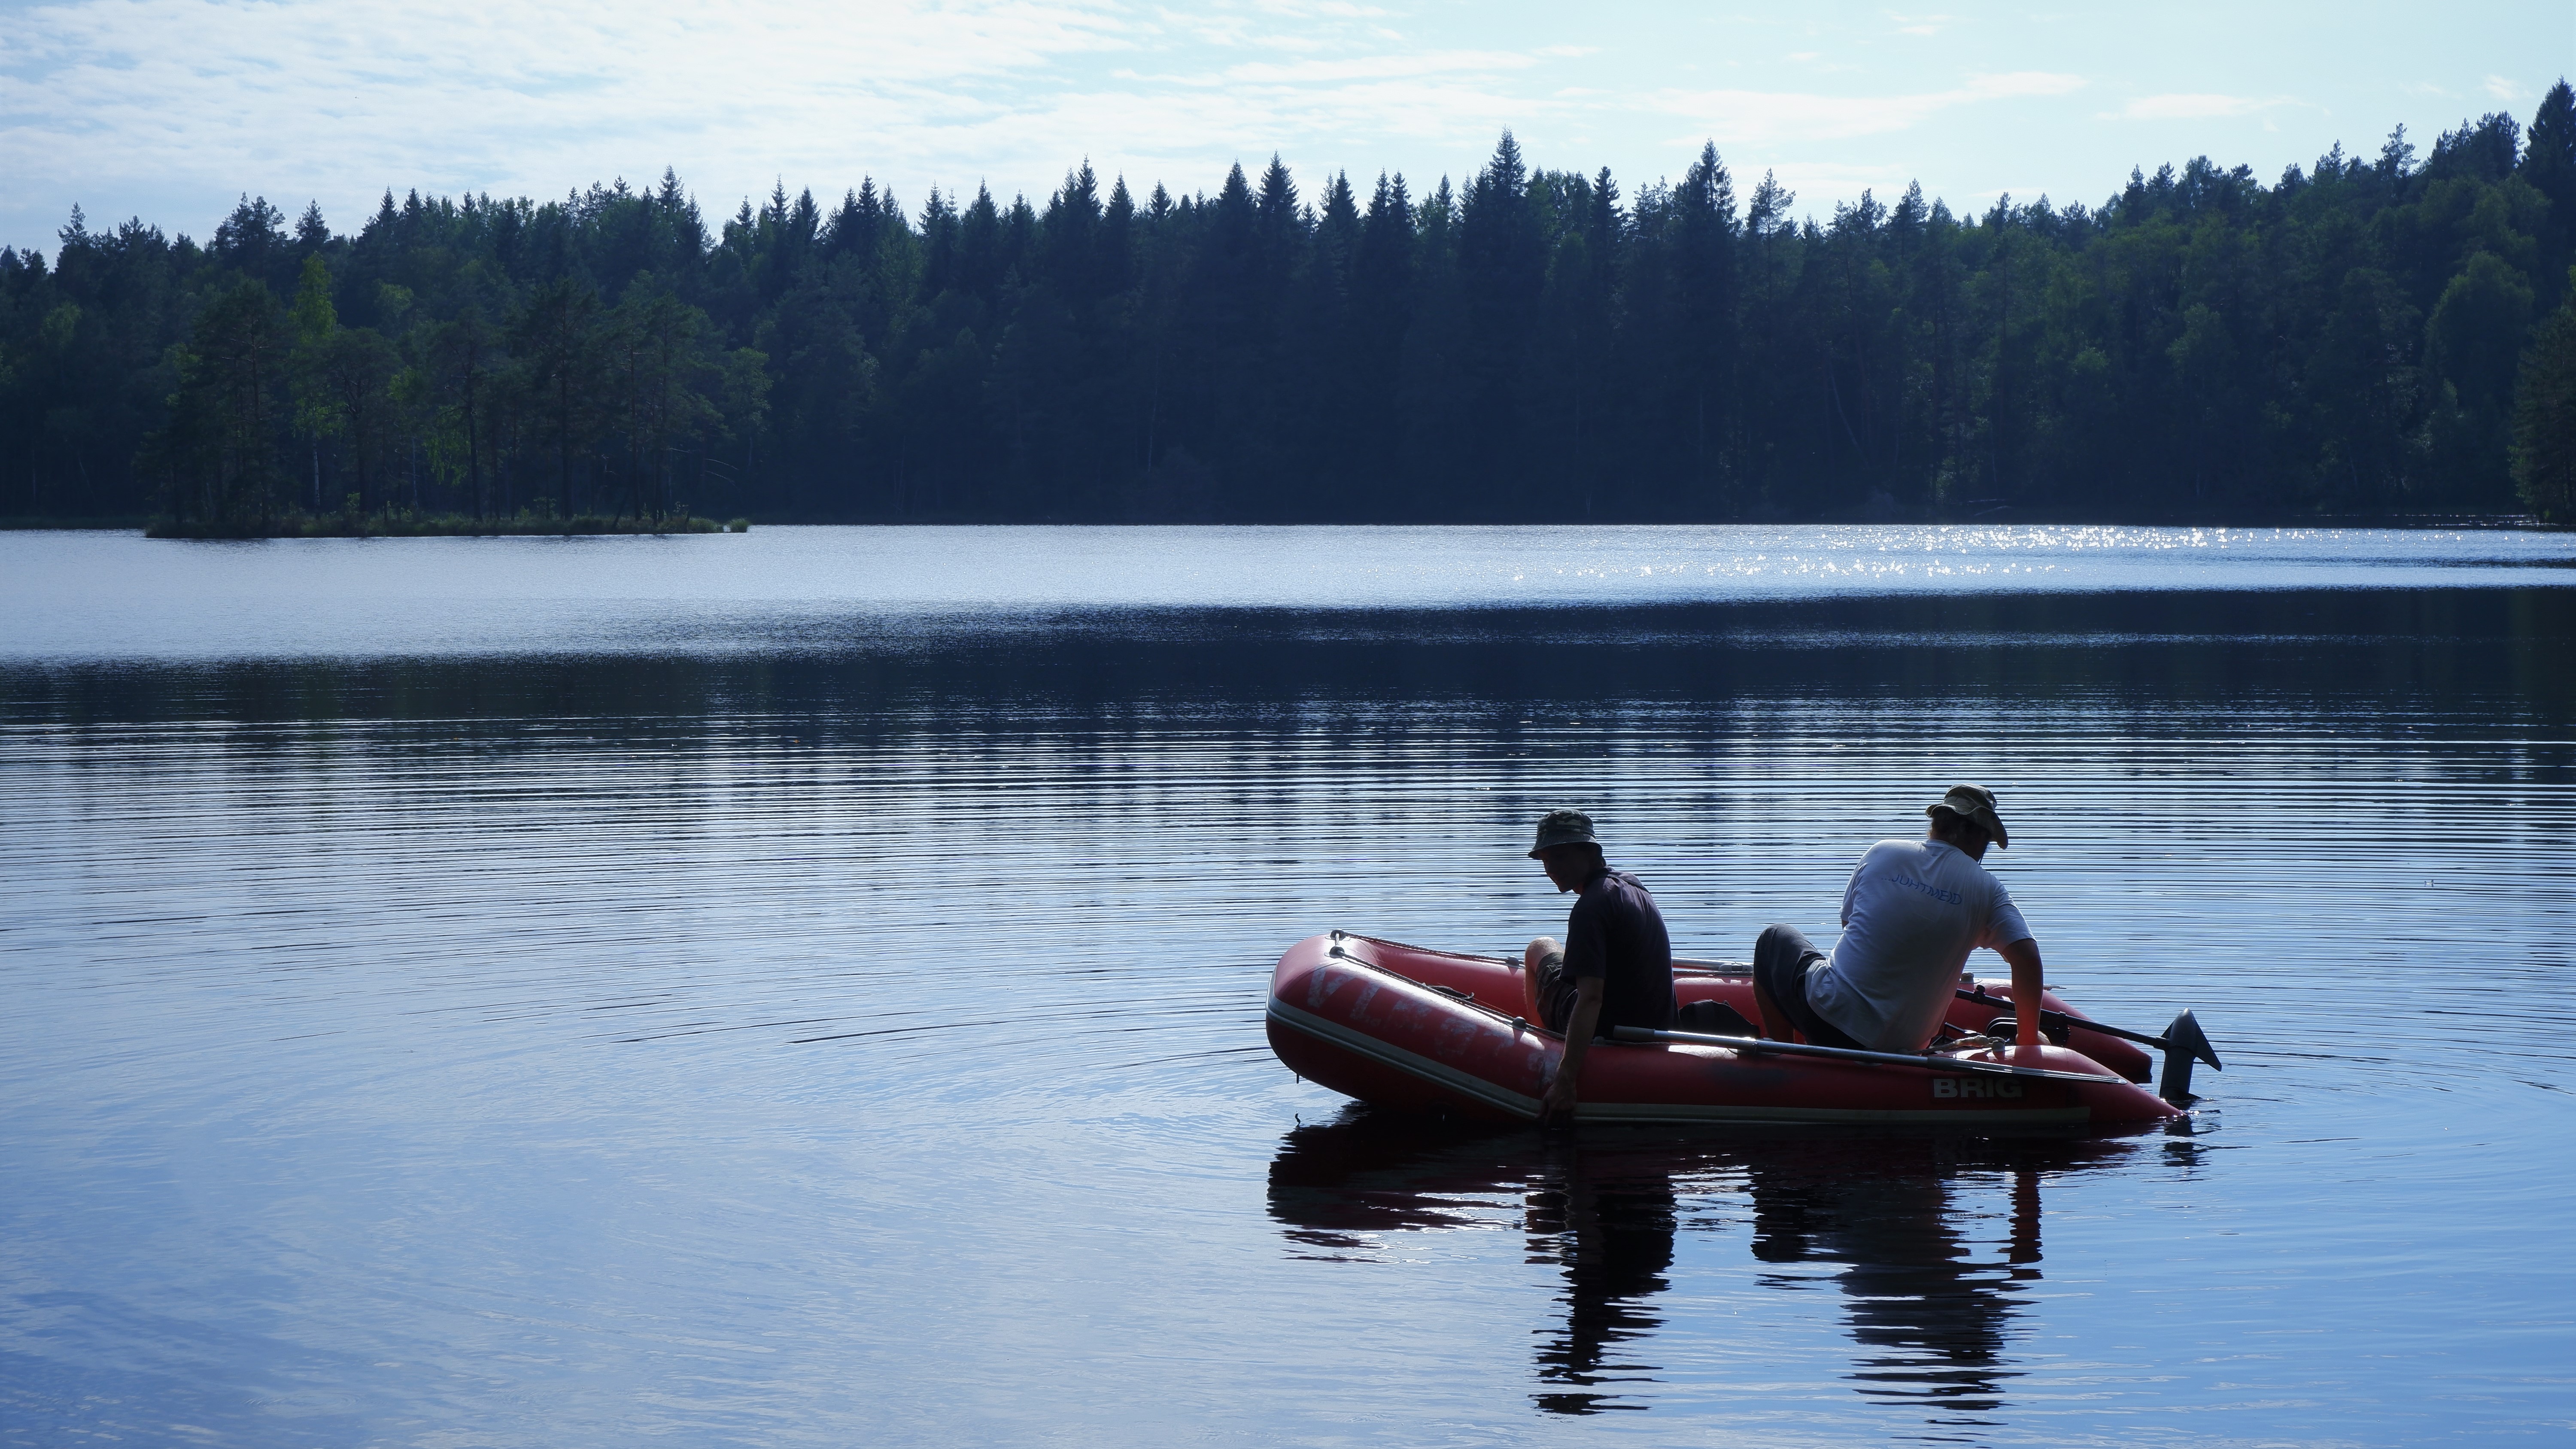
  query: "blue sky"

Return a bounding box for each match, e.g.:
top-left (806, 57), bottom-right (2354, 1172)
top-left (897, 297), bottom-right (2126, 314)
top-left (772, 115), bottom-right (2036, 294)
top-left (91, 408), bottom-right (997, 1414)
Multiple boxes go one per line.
top-left (0, 0), bottom-right (2562, 254)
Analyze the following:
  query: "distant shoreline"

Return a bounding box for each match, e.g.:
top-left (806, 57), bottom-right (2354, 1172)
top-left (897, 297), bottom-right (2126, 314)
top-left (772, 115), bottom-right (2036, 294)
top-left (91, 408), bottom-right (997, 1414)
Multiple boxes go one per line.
top-left (126, 513), bottom-right (747, 539)
top-left (0, 511), bottom-right (2557, 535)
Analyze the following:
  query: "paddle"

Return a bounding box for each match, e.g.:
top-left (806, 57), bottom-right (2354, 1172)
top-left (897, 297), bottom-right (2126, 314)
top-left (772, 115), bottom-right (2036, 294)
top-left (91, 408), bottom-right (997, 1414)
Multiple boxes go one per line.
top-left (1610, 1024), bottom-right (2130, 1085)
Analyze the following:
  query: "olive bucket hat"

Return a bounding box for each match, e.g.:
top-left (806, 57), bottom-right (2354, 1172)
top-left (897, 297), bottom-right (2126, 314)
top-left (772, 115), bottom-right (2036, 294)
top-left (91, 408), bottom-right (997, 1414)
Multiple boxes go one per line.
top-left (1527, 808), bottom-right (1599, 858)
top-left (1926, 784), bottom-right (2010, 848)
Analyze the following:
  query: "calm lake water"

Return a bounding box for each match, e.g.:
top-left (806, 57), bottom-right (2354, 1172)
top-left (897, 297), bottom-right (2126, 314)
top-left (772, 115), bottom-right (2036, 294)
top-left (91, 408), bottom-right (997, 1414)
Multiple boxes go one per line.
top-left (3, 524), bottom-right (2573, 1446)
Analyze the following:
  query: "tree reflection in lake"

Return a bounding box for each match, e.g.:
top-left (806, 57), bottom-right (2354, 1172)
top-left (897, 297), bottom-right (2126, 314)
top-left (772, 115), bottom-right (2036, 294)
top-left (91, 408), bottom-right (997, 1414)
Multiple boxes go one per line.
top-left (1267, 1111), bottom-right (2140, 1418)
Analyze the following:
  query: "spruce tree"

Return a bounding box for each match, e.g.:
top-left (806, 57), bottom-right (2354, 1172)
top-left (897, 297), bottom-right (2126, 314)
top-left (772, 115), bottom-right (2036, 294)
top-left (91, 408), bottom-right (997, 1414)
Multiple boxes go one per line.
top-left (2525, 81), bottom-right (2576, 303)
top-left (295, 202), bottom-right (331, 255)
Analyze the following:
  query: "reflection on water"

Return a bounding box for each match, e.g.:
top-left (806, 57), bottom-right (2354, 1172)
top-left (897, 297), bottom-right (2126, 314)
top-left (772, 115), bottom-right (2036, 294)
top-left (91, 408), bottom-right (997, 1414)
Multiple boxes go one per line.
top-left (3, 527), bottom-right (2573, 1445)
top-left (4, 523), bottom-right (2574, 663)
top-left (1527, 1140), bottom-right (1674, 1414)
top-left (1748, 1142), bottom-right (2048, 1422)
top-left (1273, 1114), bottom-right (2151, 1419)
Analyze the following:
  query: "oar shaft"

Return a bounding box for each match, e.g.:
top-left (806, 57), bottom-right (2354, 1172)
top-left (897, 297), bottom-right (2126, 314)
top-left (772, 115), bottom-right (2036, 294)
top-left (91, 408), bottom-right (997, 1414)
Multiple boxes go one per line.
top-left (1611, 1026), bottom-right (2127, 1084)
top-left (1956, 986), bottom-right (2169, 1048)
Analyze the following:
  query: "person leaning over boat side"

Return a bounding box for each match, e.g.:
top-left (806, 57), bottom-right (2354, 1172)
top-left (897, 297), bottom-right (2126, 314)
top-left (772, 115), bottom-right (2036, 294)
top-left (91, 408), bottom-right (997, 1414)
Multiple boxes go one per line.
top-left (1522, 809), bottom-right (1676, 1123)
top-left (1751, 784), bottom-right (2047, 1054)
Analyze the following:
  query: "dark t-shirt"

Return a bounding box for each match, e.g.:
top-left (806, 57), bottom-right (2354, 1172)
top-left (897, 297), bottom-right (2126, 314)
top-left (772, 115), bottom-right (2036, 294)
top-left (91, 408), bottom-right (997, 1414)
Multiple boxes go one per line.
top-left (1543, 866), bottom-right (1676, 1036)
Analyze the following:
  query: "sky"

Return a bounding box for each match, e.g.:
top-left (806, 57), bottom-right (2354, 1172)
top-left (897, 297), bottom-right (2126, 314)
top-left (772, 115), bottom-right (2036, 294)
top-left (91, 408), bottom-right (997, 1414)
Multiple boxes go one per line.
top-left (0, 0), bottom-right (2565, 255)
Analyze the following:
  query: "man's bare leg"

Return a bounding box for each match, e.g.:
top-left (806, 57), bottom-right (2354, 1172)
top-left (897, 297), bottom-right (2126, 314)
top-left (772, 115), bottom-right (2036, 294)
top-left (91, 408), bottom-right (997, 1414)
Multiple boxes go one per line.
top-left (1522, 937), bottom-right (1561, 1024)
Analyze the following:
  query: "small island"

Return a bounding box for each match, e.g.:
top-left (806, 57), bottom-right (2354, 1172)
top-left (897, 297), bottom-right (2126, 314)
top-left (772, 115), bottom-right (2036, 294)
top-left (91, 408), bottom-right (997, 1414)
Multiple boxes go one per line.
top-left (144, 507), bottom-right (747, 539)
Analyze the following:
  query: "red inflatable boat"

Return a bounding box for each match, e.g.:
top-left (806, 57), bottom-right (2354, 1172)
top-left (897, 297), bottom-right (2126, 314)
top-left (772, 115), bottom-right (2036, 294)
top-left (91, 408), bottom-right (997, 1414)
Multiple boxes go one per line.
top-left (1266, 933), bottom-right (2215, 1127)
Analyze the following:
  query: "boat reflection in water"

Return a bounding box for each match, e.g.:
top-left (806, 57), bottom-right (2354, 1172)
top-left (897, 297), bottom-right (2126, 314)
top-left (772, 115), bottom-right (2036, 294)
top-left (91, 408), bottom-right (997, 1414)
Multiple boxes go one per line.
top-left (1267, 1111), bottom-right (2156, 1417)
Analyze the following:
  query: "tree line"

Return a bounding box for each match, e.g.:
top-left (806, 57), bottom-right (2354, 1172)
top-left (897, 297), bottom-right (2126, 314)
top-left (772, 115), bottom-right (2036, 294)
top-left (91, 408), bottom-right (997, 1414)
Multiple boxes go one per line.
top-left (4, 82), bottom-right (2573, 527)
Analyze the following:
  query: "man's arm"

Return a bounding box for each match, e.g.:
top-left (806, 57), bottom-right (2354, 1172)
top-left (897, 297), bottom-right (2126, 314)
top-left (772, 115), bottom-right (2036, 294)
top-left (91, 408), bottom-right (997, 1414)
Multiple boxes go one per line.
top-left (1996, 937), bottom-right (2044, 1048)
top-left (1540, 976), bottom-right (1604, 1123)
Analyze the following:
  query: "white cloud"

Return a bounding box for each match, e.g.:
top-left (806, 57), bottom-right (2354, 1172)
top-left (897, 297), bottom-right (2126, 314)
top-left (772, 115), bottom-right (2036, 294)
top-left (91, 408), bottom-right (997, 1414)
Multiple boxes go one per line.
top-left (1648, 72), bottom-right (2084, 143)
top-left (0, 0), bottom-right (2549, 253)
top-left (1216, 50), bottom-right (1539, 85)
top-left (1253, 1), bottom-right (1393, 16)
top-left (1965, 72), bottom-right (2088, 99)
top-left (0, 0), bottom-right (1610, 240)
top-left (2108, 93), bottom-right (2285, 120)
top-left (0, 0), bottom-right (1142, 226)
top-left (1752, 159), bottom-right (1914, 203)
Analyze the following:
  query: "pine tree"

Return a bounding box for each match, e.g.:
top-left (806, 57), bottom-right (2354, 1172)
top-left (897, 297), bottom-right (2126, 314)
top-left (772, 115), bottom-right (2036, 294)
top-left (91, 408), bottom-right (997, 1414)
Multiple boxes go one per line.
top-left (143, 277), bottom-right (288, 523)
top-left (2511, 281), bottom-right (2576, 519)
top-left (509, 279), bottom-right (604, 520)
top-left (319, 327), bottom-right (401, 513)
top-left (287, 255), bottom-right (340, 510)
top-left (429, 305), bottom-right (503, 519)
top-left (213, 195), bottom-right (292, 291)
top-left (2424, 252), bottom-right (2538, 505)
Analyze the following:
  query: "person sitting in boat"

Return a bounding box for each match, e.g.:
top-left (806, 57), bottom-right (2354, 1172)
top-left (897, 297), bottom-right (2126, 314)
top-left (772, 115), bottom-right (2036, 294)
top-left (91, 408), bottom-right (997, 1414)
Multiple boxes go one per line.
top-left (1523, 809), bottom-right (1676, 1121)
top-left (1751, 784), bottom-right (2045, 1054)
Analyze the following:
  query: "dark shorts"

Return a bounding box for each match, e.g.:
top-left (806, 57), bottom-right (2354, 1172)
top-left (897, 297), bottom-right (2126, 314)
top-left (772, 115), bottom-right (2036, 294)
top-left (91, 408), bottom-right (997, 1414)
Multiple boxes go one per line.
top-left (1531, 950), bottom-right (1641, 1038)
top-left (1753, 924), bottom-right (1865, 1050)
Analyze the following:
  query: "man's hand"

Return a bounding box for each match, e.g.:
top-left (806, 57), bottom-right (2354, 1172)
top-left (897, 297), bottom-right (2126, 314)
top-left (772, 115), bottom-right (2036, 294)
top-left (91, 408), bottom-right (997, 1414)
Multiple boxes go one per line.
top-left (1539, 1066), bottom-right (1581, 1121)
top-left (1540, 976), bottom-right (1605, 1125)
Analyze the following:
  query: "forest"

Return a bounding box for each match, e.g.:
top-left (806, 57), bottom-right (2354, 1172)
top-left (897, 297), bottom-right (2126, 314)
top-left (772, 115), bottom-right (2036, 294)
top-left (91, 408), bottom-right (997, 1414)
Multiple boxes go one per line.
top-left (4, 82), bottom-right (2573, 528)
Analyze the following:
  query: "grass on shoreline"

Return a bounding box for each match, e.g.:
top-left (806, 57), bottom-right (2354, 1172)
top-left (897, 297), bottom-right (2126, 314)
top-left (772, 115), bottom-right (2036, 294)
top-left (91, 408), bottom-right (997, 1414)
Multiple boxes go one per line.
top-left (143, 512), bottom-right (750, 539)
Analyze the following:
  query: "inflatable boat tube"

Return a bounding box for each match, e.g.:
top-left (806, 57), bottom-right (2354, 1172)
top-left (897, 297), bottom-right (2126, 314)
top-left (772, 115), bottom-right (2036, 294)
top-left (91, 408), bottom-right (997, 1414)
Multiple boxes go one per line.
top-left (1265, 933), bottom-right (2182, 1127)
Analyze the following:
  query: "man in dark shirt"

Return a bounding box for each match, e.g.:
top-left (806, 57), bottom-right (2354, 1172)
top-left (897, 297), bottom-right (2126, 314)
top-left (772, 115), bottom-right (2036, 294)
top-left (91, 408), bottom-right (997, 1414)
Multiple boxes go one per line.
top-left (1522, 809), bottom-right (1675, 1122)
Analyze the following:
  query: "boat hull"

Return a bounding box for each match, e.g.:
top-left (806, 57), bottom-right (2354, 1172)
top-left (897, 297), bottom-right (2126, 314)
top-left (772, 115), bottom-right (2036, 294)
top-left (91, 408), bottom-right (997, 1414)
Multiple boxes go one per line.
top-left (1267, 933), bottom-right (2180, 1126)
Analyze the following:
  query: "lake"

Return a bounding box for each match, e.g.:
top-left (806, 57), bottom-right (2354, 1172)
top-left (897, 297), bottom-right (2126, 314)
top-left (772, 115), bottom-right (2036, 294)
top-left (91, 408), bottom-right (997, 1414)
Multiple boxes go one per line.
top-left (3, 524), bottom-right (2572, 1446)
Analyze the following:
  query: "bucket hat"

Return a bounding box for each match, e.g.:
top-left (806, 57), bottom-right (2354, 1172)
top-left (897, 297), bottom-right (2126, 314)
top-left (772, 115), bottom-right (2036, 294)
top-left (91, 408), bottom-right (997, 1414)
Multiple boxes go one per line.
top-left (1526, 808), bottom-right (1598, 859)
top-left (1926, 784), bottom-right (2009, 848)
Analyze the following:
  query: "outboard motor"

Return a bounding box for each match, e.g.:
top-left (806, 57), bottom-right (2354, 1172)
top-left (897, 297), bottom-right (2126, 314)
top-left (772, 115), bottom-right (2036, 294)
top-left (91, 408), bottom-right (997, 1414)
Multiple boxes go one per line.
top-left (1984, 999), bottom-right (2222, 1102)
top-left (2157, 1009), bottom-right (2223, 1106)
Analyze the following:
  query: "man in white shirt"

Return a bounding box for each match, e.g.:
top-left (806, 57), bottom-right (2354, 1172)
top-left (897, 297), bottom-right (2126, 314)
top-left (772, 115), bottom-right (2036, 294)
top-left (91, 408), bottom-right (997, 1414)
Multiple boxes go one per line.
top-left (1751, 784), bottom-right (2046, 1054)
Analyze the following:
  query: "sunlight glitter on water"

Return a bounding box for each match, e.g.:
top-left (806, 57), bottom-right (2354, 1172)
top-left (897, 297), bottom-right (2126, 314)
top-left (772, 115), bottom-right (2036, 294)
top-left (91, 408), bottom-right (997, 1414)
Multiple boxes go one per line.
top-left (4, 524), bottom-right (2574, 663)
